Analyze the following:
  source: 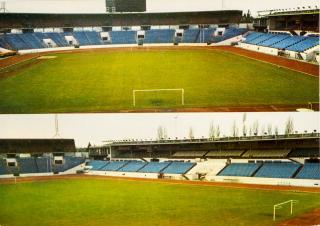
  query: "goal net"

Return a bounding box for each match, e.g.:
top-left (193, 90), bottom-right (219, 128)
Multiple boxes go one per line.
top-left (133, 88), bottom-right (185, 107)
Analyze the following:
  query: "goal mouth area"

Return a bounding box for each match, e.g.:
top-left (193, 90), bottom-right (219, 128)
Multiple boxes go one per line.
top-left (133, 88), bottom-right (185, 108)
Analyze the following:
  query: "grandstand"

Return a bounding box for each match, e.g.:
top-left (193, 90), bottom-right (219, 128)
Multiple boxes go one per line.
top-left (0, 134), bottom-right (319, 187)
top-left (243, 32), bottom-right (319, 52)
top-left (0, 27), bottom-right (248, 51)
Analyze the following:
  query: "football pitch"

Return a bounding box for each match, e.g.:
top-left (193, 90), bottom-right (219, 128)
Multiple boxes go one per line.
top-left (0, 48), bottom-right (318, 113)
top-left (0, 178), bottom-right (319, 226)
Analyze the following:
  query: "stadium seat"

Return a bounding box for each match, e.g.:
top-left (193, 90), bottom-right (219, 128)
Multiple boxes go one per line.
top-left (110, 31), bottom-right (137, 44)
top-left (289, 148), bottom-right (320, 158)
top-left (172, 151), bottom-right (207, 158)
top-left (242, 149), bottom-right (291, 158)
top-left (218, 163), bottom-right (261, 177)
top-left (182, 29), bottom-right (200, 43)
top-left (286, 37), bottom-right (319, 52)
top-left (205, 150), bottom-right (245, 158)
top-left (161, 162), bottom-right (195, 174)
top-left (100, 161), bottom-right (129, 171)
top-left (35, 157), bottom-right (52, 173)
top-left (88, 160), bottom-right (109, 170)
top-left (212, 28), bottom-right (247, 43)
top-left (254, 162), bottom-right (300, 178)
top-left (270, 35), bottom-right (306, 49)
top-left (295, 163), bottom-right (320, 179)
top-left (138, 162), bottom-right (171, 173)
top-left (144, 29), bottom-right (175, 43)
top-left (18, 157), bottom-right (38, 174)
top-left (0, 159), bottom-right (9, 175)
top-left (117, 161), bottom-right (147, 172)
top-left (258, 34), bottom-right (290, 47)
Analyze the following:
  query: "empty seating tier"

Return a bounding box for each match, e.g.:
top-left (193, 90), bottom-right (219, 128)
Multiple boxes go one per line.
top-left (117, 161), bottom-right (147, 172)
top-left (19, 158), bottom-right (38, 174)
top-left (172, 151), bottom-right (207, 158)
top-left (289, 148), bottom-right (320, 158)
top-left (100, 161), bottom-right (128, 171)
top-left (242, 149), bottom-right (291, 158)
top-left (218, 163), bottom-right (261, 177)
top-left (88, 160), bottom-right (109, 170)
top-left (295, 163), bottom-right (320, 179)
top-left (254, 162), bottom-right (300, 178)
top-left (138, 162), bottom-right (170, 173)
top-left (205, 150), bottom-right (245, 158)
top-left (161, 162), bottom-right (195, 174)
top-left (144, 29), bottom-right (175, 43)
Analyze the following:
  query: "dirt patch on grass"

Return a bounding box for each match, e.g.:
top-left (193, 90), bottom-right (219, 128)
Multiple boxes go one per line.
top-left (278, 208), bottom-right (320, 226)
top-left (0, 58), bottom-right (43, 79)
top-left (37, 56), bottom-right (57, 59)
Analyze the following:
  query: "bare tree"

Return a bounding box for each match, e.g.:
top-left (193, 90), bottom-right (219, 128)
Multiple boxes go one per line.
top-left (249, 127), bottom-right (253, 136)
top-left (252, 120), bottom-right (259, 136)
top-left (274, 126), bottom-right (279, 136)
top-left (261, 125), bottom-right (266, 135)
top-left (163, 127), bottom-right (168, 140)
top-left (215, 125), bottom-right (221, 138)
top-left (284, 117), bottom-right (294, 135)
top-left (231, 120), bottom-right (239, 137)
top-left (157, 126), bottom-right (165, 140)
top-left (189, 127), bottom-right (194, 139)
top-left (267, 124), bottom-right (272, 135)
top-left (209, 121), bottom-right (215, 139)
top-left (242, 113), bottom-right (247, 136)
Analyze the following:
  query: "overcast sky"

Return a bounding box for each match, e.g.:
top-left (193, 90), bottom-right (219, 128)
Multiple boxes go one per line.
top-left (0, 113), bottom-right (318, 147)
top-left (3, 0), bottom-right (319, 15)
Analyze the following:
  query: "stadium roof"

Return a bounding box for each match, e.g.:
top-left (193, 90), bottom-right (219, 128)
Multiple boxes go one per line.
top-left (0, 10), bottom-right (243, 28)
top-left (0, 139), bottom-right (76, 154)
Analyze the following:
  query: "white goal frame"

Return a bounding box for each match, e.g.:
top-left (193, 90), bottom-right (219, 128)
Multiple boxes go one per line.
top-left (273, 200), bottom-right (298, 221)
top-left (133, 88), bottom-right (185, 107)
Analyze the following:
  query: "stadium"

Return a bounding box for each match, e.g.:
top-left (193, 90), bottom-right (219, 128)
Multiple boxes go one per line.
top-left (0, 132), bottom-right (320, 225)
top-left (0, 1), bottom-right (320, 225)
top-left (0, 1), bottom-right (319, 113)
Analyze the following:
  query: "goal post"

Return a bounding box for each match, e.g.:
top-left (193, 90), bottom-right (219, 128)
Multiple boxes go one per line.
top-left (273, 200), bottom-right (298, 221)
top-left (132, 88), bottom-right (185, 107)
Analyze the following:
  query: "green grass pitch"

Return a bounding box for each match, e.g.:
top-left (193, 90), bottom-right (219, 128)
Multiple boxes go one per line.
top-left (0, 178), bottom-right (319, 226)
top-left (0, 49), bottom-right (318, 113)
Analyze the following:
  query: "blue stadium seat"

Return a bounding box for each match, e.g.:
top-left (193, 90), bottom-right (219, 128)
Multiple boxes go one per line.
top-left (218, 163), bottom-right (260, 177)
top-left (19, 157), bottom-right (38, 174)
top-left (117, 161), bottom-right (147, 172)
top-left (243, 32), bottom-right (264, 43)
top-left (35, 157), bottom-right (52, 173)
top-left (88, 160), bottom-right (109, 170)
top-left (43, 32), bottom-right (69, 47)
top-left (270, 36), bottom-right (306, 49)
top-left (258, 34), bottom-right (290, 47)
top-left (138, 162), bottom-right (170, 173)
top-left (84, 31), bottom-right (104, 45)
top-left (295, 163), bottom-right (320, 179)
top-left (0, 159), bottom-right (9, 175)
top-left (100, 161), bottom-right (129, 171)
top-left (111, 31), bottom-right (137, 44)
top-left (254, 162), bottom-right (300, 178)
top-left (73, 32), bottom-right (91, 45)
top-left (212, 28), bottom-right (247, 43)
top-left (4, 34), bottom-right (31, 50)
top-left (246, 33), bottom-right (275, 45)
top-left (161, 162), bottom-right (195, 174)
top-left (144, 29), bottom-right (175, 43)
top-left (286, 37), bottom-right (319, 52)
top-left (182, 29), bottom-right (200, 43)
